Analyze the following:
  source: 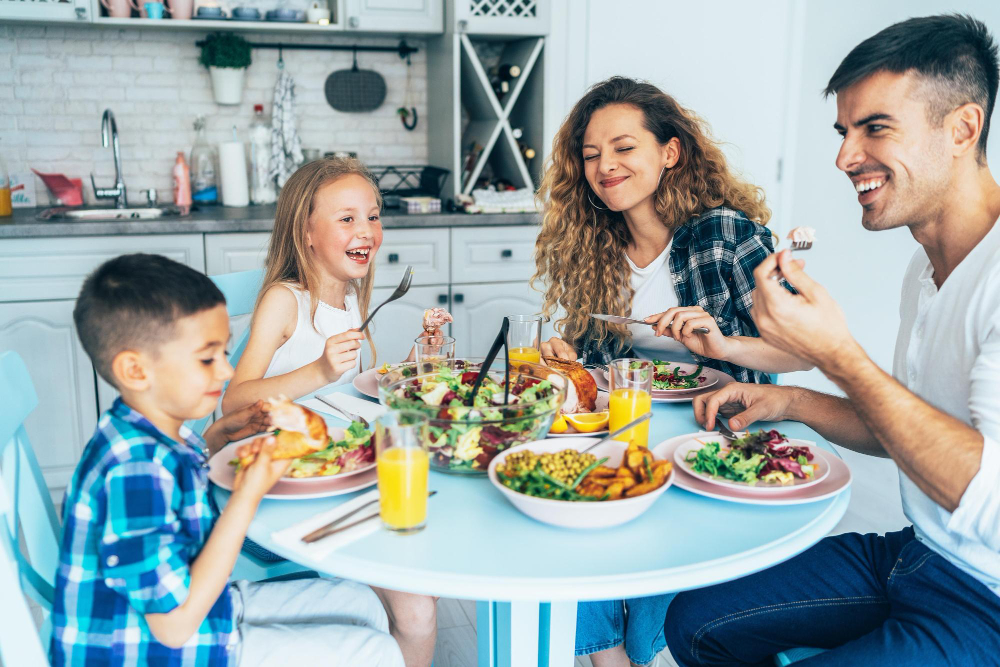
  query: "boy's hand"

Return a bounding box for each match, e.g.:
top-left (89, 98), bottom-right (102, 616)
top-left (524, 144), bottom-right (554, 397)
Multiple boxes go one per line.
top-left (319, 329), bottom-right (365, 381)
top-left (232, 436), bottom-right (292, 502)
top-left (202, 400), bottom-right (272, 456)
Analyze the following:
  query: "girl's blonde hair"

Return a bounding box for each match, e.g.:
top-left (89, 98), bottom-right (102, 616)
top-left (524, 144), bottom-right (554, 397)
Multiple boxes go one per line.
top-left (258, 157), bottom-right (382, 367)
top-left (532, 76), bottom-right (771, 353)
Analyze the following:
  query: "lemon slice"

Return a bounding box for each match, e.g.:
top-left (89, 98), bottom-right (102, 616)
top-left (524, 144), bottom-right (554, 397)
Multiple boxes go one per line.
top-left (549, 415), bottom-right (569, 434)
top-left (565, 412), bottom-right (610, 433)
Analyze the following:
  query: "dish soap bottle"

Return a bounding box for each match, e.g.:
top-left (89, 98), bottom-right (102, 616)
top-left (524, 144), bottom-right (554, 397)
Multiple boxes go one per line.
top-left (173, 152), bottom-right (192, 214)
top-left (249, 104), bottom-right (276, 205)
top-left (189, 115), bottom-right (219, 204)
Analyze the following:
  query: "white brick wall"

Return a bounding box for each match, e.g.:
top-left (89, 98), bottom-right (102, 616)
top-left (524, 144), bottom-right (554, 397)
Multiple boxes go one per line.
top-left (0, 24), bottom-right (429, 205)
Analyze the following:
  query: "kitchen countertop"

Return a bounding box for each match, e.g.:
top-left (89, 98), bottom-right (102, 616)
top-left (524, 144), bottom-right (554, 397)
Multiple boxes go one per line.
top-left (0, 205), bottom-right (542, 239)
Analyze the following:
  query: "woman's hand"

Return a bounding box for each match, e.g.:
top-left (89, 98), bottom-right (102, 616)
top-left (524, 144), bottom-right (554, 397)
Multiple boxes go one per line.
top-left (201, 399), bottom-right (272, 456)
top-left (540, 337), bottom-right (576, 361)
top-left (645, 306), bottom-right (731, 361)
top-left (232, 436), bottom-right (292, 502)
top-left (319, 329), bottom-right (365, 381)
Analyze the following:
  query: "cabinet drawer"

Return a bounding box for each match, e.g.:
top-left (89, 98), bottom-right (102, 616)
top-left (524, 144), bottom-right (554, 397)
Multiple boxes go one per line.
top-left (450, 225), bottom-right (539, 284)
top-left (205, 233), bottom-right (271, 275)
top-left (0, 234), bottom-right (205, 302)
top-left (375, 228), bottom-right (449, 287)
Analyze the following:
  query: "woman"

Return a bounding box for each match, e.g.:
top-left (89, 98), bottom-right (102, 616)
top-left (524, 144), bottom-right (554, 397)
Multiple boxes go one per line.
top-left (533, 77), bottom-right (810, 666)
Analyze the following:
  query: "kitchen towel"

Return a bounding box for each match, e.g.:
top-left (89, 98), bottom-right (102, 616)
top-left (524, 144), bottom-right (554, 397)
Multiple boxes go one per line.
top-left (271, 488), bottom-right (381, 560)
top-left (218, 140), bottom-right (250, 207)
top-left (268, 70), bottom-right (304, 188)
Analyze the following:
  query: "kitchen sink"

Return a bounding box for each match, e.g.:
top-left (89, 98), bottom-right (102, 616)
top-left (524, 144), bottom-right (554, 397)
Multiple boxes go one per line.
top-left (37, 206), bottom-right (189, 222)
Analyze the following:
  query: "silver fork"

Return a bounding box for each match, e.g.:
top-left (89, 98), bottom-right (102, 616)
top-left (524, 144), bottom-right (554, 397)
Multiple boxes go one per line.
top-left (768, 240), bottom-right (812, 280)
top-left (359, 265), bottom-right (413, 331)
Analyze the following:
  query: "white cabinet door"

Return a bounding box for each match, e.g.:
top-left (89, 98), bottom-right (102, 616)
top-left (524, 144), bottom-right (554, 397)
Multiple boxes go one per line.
top-left (375, 228), bottom-right (450, 288)
top-left (344, 0), bottom-right (442, 33)
top-left (361, 285), bottom-right (449, 368)
top-left (204, 233), bottom-right (271, 275)
top-left (449, 282), bottom-right (544, 357)
top-left (0, 300), bottom-right (97, 493)
top-left (450, 225), bottom-right (539, 284)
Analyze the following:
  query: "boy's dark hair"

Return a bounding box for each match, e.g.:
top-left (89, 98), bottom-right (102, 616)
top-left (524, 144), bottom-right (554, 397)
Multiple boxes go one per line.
top-left (73, 254), bottom-right (225, 386)
top-left (825, 13), bottom-right (999, 161)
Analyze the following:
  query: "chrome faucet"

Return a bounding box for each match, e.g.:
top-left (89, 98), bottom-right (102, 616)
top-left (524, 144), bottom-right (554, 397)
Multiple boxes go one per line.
top-left (91, 109), bottom-right (128, 208)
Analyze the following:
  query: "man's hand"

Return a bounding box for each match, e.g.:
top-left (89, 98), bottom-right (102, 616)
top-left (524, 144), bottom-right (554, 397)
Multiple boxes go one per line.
top-left (540, 336), bottom-right (577, 360)
top-left (201, 399), bottom-right (272, 456)
top-left (645, 306), bottom-right (730, 359)
top-left (693, 382), bottom-right (798, 432)
top-left (751, 250), bottom-right (859, 368)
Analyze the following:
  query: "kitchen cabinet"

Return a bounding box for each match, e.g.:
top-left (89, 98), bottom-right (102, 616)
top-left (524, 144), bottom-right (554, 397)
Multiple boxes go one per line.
top-left (449, 282), bottom-right (543, 357)
top-left (451, 0), bottom-right (550, 36)
top-left (450, 224), bottom-right (537, 284)
top-left (205, 233), bottom-right (271, 275)
top-left (344, 0), bottom-right (443, 33)
top-left (362, 285), bottom-right (447, 368)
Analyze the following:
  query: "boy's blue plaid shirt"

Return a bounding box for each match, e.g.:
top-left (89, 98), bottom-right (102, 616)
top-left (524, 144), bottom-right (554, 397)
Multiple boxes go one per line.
top-left (580, 206), bottom-right (778, 384)
top-left (51, 398), bottom-right (238, 666)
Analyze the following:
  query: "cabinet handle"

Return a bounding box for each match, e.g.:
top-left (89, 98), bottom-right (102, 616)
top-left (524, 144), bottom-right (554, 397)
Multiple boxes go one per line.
top-left (388, 253), bottom-right (399, 263)
top-left (500, 249), bottom-right (513, 259)
top-left (348, 16), bottom-right (359, 28)
top-left (437, 294), bottom-right (448, 304)
top-left (454, 293), bottom-right (464, 304)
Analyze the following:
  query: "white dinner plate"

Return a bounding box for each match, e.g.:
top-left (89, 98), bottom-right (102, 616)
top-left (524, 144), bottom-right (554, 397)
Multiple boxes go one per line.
top-left (592, 367), bottom-right (733, 403)
top-left (673, 435), bottom-right (830, 492)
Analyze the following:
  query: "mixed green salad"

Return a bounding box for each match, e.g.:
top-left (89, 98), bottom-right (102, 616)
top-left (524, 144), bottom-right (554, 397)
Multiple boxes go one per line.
top-left (230, 421), bottom-right (374, 478)
top-left (382, 361), bottom-right (564, 473)
top-left (685, 429), bottom-right (817, 486)
top-left (649, 360), bottom-right (704, 390)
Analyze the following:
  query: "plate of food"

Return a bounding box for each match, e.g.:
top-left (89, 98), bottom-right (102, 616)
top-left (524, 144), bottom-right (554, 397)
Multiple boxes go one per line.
top-left (488, 438), bottom-right (673, 529)
top-left (354, 362), bottom-right (419, 400)
top-left (603, 360), bottom-right (717, 395)
top-left (594, 363), bottom-right (731, 403)
top-left (541, 357), bottom-right (609, 437)
top-left (208, 398), bottom-right (377, 499)
top-left (673, 429), bottom-right (829, 491)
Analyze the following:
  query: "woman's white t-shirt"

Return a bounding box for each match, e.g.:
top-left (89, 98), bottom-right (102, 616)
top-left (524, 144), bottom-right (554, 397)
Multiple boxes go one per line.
top-left (626, 241), bottom-right (694, 363)
top-left (263, 283), bottom-right (362, 390)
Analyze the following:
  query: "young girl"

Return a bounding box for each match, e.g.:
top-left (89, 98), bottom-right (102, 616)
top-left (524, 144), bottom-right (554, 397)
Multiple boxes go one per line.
top-left (223, 157), bottom-right (438, 667)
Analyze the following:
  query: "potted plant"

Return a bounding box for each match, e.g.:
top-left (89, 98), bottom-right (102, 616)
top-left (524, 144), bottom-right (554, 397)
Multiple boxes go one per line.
top-left (199, 32), bottom-right (252, 105)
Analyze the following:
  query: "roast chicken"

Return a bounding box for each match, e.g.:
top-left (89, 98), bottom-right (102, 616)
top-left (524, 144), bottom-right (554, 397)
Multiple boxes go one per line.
top-left (542, 356), bottom-right (598, 414)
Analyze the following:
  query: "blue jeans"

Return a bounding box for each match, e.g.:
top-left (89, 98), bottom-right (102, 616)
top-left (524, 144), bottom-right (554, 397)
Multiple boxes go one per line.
top-left (665, 527), bottom-right (1000, 665)
top-left (576, 594), bottom-right (675, 664)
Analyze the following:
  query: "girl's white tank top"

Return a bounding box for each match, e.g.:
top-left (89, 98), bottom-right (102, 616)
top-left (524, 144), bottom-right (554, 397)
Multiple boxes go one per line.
top-left (263, 283), bottom-right (362, 390)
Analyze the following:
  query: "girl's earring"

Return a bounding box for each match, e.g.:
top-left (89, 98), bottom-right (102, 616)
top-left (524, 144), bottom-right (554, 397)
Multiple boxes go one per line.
top-left (587, 191), bottom-right (608, 211)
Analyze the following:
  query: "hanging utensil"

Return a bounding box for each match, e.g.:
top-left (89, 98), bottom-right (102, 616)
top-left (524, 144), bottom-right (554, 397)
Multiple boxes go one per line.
top-left (325, 47), bottom-right (387, 113)
top-left (397, 51), bottom-right (417, 131)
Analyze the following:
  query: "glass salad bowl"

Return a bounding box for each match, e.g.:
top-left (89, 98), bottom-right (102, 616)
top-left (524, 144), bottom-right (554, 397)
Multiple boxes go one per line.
top-left (378, 358), bottom-right (568, 475)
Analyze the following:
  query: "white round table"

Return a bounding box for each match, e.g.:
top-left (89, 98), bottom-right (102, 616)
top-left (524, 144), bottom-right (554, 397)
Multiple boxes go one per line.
top-left (228, 384), bottom-right (850, 667)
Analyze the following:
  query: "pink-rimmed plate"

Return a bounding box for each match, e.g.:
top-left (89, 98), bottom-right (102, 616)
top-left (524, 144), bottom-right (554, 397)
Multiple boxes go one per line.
top-left (207, 429), bottom-right (377, 500)
top-left (652, 432), bottom-right (851, 505)
top-left (592, 367), bottom-right (733, 403)
top-left (352, 368), bottom-right (382, 400)
top-left (603, 362), bottom-right (718, 396)
top-left (673, 436), bottom-right (830, 492)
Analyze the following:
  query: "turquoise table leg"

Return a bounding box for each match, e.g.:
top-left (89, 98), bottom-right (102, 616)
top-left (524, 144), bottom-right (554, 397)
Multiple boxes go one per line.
top-left (476, 600), bottom-right (577, 666)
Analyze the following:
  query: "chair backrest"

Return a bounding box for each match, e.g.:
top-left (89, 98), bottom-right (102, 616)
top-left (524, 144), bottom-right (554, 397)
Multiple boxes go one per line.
top-left (188, 269), bottom-right (264, 435)
top-left (0, 351), bottom-right (60, 665)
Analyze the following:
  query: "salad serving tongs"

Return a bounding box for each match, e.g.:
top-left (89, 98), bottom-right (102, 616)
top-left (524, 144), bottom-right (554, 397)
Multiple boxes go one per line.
top-left (302, 490), bottom-right (438, 544)
top-left (580, 412), bottom-right (653, 454)
top-left (359, 265), bottom-right (414, 332)
top-left (470, 316), bottom-right (511, 406)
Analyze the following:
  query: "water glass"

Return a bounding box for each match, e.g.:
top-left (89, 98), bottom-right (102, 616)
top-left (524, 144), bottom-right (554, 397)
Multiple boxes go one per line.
top-left (375, 411), bottom-right (430, 534)
top-left (608, 359), bottom-right (653, 448)
top-left (414, 334), bottom-right (455, 373)
top-left (506, 314), bottom-right (543, 364)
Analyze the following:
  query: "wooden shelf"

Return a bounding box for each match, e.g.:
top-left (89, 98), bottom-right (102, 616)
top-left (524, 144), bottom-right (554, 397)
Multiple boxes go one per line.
top-left (91, 16), bottom-right (345, 32)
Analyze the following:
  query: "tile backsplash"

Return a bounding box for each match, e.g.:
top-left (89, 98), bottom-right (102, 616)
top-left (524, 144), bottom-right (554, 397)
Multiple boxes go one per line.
top-left (0, 24), bottom-right (429, 205)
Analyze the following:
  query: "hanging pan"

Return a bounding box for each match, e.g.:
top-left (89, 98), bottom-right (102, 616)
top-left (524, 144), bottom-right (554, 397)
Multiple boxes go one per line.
top-left (325, 48), bottom-right (387, 112)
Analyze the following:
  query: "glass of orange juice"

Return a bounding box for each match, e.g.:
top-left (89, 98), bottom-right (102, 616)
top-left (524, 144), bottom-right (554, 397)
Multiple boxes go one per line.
top-left (608, 359), bottom-right (652, 448)
top-left (506, 314), bottom-right (543, 364)
top-left (376, 411), bottom-right (430, 534)
top-left (414, 335), bottom-right (456, 374)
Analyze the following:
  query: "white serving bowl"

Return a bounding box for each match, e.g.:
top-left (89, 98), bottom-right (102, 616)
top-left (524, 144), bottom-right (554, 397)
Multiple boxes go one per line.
top-left (487, 437), bottom-right (673, 529)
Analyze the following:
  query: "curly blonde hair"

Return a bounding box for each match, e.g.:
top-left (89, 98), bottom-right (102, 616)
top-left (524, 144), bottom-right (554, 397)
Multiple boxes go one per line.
top-left (532, 76), bottom-right (771, 353)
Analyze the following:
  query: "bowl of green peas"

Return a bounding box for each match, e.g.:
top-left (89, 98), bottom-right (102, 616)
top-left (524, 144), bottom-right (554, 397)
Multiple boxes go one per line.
top-left (487, 437), bottom-right (674, 529)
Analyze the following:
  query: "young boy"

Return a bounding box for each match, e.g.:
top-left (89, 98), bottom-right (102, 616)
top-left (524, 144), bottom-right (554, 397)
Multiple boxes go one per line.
top-left (51, 253), bottom-right (404, 666)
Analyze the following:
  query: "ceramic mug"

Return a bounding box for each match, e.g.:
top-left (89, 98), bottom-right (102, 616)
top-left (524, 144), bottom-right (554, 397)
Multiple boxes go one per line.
top-left (100, 0), bottom-right (132, 18)
top-left (166, 0), bottom-right (192, 19)
top-left (144, 1), bottom-right (166, 18)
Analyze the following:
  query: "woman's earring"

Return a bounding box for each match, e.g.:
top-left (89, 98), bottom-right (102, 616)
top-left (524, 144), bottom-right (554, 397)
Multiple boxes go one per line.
top-left (657, 165), bottom-right (668, 187)
top-left (587, 191), bottom-right (608, 211)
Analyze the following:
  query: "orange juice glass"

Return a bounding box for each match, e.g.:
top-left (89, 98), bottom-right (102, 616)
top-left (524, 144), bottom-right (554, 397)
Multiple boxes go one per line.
top-left (376, 411), bottom-right (430, 533)
top-left (608, 359), bottom-right (653, 447)
top-left (506, 315), bottom-right (543, 365)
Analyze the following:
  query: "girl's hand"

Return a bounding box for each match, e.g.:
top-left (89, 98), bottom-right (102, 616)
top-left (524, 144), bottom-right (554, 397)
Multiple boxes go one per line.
top-left (405, 329), bottom-right (444, 362)
top-left (232, 436), bottom-right (292, 502)
top-left (540, 337), bottom-right (576, 361)
top-left (319, 329), bottom-right (365, 381)
top-left (645, 306), bottom-right (731, 360)
top-left (202, 399), bottom-right (272, 456)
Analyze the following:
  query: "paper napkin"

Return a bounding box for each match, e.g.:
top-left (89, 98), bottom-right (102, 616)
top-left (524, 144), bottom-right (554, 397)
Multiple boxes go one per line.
top-left (301, 392), bottom-right (387, 424)
top-left (271, 488), bottom-right (381, 560)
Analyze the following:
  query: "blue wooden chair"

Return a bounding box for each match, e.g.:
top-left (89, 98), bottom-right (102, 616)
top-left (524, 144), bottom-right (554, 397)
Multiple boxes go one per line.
top-left (0, 351), bottom-right (61, 666)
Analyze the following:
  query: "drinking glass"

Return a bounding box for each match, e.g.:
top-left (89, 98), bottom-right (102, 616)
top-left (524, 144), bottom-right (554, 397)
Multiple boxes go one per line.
top-left (414, 335), bottom-right (456, 374)
top-left (506, 314), bottom-right (543, 364)
top-left (608, 359), bottom-right (652, 448)
top-left (375, 411), bottom-right (430, 534)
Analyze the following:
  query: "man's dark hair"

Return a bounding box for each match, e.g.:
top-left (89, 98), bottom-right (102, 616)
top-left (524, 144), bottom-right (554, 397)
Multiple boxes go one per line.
top-left (74, 253), bottom-right (225, 386)
top-left (825, 14), bottom-right (999, 160)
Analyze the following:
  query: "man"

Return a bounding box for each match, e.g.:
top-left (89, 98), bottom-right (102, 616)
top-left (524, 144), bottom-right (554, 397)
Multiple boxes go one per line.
top-left (663, 14), bottom-right (1000, 665)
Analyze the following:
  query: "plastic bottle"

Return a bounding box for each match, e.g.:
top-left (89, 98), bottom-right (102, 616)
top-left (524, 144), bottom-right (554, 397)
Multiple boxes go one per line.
top-left (249, 104), bottom-right (276, 205)
top-left (190, 116), bottom-right (219, 204)
top-left (0, 153), bottom-right (11, 218)
top-left (173, 152), bottom-right (192, 214)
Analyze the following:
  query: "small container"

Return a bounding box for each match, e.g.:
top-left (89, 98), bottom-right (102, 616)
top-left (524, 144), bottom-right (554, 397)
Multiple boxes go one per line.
top-left (173, 152), bottom-right (192, 214)
top-left (190, 116), bottom-right (219, 204)
top-left (400, 196), bottom-right (441, 214)
top-left (0, 154), bottom-right (12, 218)
top-left (249, 104), bottom-right (276, 205)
